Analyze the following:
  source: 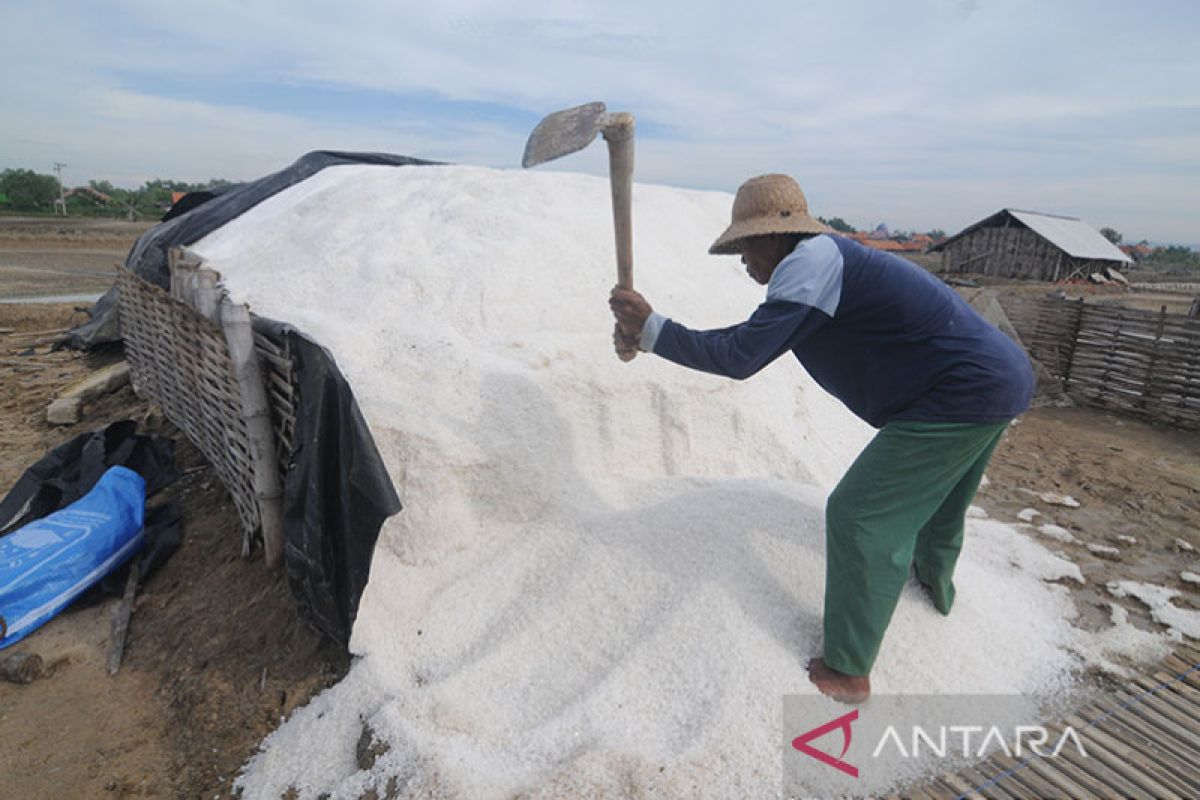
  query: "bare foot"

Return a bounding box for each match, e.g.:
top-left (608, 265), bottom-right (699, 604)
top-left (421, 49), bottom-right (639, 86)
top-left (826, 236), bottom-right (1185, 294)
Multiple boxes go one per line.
top-left (808, 658), bottom-right (871, 704)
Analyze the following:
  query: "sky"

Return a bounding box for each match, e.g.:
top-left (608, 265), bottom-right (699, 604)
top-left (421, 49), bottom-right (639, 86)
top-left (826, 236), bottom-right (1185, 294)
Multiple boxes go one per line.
top-left (1, 1), bottom-right (1197, 243)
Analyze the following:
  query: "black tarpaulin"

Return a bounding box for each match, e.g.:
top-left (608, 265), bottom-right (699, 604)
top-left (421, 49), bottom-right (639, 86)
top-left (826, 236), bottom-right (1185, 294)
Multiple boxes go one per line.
top-left (254, 317), bottom-right (401, 647)
top-left (0, 420), bottom-right (178, 535)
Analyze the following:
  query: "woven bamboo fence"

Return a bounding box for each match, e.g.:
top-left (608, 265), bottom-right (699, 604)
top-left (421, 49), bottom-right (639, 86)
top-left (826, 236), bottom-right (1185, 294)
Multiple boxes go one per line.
top-left (1009, 295), bottom-right (1200, 429)
top-left (1130, 282), bottom-right (1200, 295)
top-left (117, 249), bottom-right (291, 566)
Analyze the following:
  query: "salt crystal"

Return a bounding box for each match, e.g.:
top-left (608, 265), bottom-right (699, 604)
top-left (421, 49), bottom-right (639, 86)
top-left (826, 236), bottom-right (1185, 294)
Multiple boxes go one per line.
top-left (1038, 524), bottom-right (1076, 543)
top-left (1107, 580), bottom-right (1200, 638)
top-left (1016, 508), bottom-right (1040, 523)
top-left (1039, 492), bottom-right (1080, 508)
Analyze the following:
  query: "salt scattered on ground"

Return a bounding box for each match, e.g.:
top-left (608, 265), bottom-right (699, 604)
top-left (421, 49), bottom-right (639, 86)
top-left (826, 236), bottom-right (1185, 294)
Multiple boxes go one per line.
top-left (1107, 581), bottom-right (1200, 639)
top-left (1038, 524), bottom-right (1076, 544)
top-left (1016, 508), bottom-right (1040, 523)
top-left (190, 164), bottom-right (1166, 799)
top-left (966, 505), bottom-right (988, 519)
top-left (1116, 535), bottom-right (1137, 545)
top-left (1086, 543), bottom-right (1120, 557)
top-left (1039, 492), bottom-right (1081, 508)
top-left (1183, 572), bottom-right (1200, 585)
top-left (1176, 538), bottom-right (1195, 552)
top-left (1076, 605), bottom-right (1173, 677)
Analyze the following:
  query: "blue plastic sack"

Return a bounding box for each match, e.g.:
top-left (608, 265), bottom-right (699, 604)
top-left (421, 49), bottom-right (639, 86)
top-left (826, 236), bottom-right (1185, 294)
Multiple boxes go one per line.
top-left (0, 465), bottom-right (145, 648)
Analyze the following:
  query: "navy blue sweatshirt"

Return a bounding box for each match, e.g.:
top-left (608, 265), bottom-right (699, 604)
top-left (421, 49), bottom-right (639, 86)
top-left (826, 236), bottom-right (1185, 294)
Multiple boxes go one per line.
top-left (640, 234), bottom-right (1034, 428)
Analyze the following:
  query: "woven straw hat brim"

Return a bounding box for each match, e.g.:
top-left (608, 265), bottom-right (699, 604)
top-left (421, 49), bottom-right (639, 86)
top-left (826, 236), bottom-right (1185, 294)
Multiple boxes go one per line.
top-left (708, 213), bottom-right (830, 255)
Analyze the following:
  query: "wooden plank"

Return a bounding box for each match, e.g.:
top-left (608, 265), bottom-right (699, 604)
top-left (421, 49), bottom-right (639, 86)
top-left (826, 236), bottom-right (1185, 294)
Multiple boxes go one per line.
top-left (107, 562), bottom-right (140, 676)
top-left (1060, 715), bottom-right (1184, 799)
top-left (972, 757), bottom-right (1038, 800)
top-left (1050, 736), bottom-right (1146, 799)
top-left (1097, 695), bottom-right (1200, 767)
top-left (1138, 675), bottom-right (1200, 727)
top-left (988, 753), bottom-right (1066, 799)
top-left (913, 781), bottom-right (956, 800)
top-left (1115, 686), bottom-right (1200, 744)
top-left (1109, 687), bottom-right (1200, 758)
top-left (1025, 745), bottom-right (1126, 800)
top-left (936, 771), bottom-right (988, 800)
top-left (1161, 656), bottom-right (1200, 690)
top-left (1021, 750), bottom-right (1105, 800)
top-left (1074, 714), bottom-right (1199, 797)
top-left (956, 765), bottom-right (1023, 800)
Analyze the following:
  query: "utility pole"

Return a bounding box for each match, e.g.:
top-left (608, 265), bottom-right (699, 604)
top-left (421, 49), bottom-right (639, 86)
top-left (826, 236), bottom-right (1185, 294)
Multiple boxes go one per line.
top-left (53, 161), bottom-right (67, 216)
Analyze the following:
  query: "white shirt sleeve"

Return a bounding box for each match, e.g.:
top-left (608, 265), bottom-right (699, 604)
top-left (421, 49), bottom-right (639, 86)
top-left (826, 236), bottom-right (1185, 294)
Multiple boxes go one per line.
top-left (640, 311), bottom-right (668, 351)
top-left (766, 235), bottom-right (844, 317)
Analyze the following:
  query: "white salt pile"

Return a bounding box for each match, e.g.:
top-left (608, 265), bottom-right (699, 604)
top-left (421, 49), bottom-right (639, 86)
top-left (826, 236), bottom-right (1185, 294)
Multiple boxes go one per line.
top-left (191, 164), bottom-right (1166, 798)
top-left (1108, 581), bottom-right (1200, 639)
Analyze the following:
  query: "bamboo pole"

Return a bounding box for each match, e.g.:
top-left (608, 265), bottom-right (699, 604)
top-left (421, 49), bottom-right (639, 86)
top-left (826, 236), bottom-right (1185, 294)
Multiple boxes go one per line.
top-left (220, 299), bottom-right (285, 569)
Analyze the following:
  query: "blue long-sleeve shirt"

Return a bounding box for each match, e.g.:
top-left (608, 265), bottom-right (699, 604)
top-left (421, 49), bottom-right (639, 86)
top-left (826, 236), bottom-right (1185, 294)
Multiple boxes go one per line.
top-left (640, 234), bottom-right (1034, 428)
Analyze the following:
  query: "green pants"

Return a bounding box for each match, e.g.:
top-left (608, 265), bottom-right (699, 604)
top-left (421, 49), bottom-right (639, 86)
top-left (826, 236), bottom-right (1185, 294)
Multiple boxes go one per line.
top-left (822, 420), bottom-right (1008, 676)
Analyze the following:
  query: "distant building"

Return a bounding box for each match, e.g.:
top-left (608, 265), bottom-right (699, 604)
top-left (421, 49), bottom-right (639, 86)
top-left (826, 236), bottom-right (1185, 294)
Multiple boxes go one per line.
top-left (929, 209), bottom-right (1131, 281)
top-left (843, 231), bottom-right (924, 253)
top-left (1119, 243), bottom-right (1153, 262)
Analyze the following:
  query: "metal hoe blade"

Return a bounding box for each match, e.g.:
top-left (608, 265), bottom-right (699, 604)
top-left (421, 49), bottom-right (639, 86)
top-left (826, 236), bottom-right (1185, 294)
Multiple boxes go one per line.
top-left (522, 101), bottom-right (608, 168)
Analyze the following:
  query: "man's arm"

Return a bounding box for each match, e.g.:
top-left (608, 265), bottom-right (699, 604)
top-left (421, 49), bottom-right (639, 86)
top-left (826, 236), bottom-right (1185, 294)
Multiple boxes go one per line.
top-left (652, 301), bottom-right (830, 380)
top-left (610, 287), bottom-right (831, 380)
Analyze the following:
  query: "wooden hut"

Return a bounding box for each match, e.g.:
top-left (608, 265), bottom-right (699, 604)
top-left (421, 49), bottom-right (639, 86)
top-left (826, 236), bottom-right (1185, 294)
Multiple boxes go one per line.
top-left (930, 209), bottom-right (1131, 281)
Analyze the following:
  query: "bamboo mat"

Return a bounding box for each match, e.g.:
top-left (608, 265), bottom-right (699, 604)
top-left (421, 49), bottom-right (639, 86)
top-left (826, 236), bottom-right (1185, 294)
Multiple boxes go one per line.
top-left (894, 646), bottom-right (1200, 800)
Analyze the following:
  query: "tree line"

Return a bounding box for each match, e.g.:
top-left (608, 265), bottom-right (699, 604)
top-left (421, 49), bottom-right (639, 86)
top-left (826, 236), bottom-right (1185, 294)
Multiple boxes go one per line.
top-left (0, 167), bottom-right (232, 219)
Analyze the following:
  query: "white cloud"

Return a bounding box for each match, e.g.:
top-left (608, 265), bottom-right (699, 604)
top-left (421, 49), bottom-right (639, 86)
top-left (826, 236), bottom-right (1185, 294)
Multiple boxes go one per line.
top-left (1, 0), bottom-right (1198, 241)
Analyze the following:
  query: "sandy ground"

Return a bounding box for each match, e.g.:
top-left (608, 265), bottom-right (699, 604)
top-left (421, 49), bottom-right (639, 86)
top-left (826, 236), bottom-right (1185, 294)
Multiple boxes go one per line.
top-left (0, 222), bottom-right (1196, 797)
top-left (0, 216), bottom-right (152, 299)
top-left (979, 406), bottom-right (1200, 637)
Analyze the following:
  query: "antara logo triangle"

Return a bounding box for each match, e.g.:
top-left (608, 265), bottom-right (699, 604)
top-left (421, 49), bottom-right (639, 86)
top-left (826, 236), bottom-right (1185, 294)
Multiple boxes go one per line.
top-left (791, 709), bottom-right (859, 778)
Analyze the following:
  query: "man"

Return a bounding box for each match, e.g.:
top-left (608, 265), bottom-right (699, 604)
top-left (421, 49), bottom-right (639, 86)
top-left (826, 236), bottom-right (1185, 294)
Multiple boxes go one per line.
top-left (609, 174), bottom-right (1034, 704)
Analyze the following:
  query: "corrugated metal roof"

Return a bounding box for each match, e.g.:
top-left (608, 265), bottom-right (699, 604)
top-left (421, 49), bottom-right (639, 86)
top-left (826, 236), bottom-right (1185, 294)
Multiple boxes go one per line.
top-left (1006, 209), bottom-right (1132, 263)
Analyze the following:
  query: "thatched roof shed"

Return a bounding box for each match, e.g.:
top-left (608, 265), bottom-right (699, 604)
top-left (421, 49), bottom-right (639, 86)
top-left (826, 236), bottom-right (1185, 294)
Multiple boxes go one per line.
top-left (930, 209), bottom-right (1131, 281)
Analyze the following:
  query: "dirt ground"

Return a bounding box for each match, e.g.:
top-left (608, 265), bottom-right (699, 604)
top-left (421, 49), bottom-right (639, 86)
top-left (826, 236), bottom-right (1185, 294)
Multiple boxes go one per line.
top-left (978, 406), bottom-right (1200, 635)
top-left (0, 216), bottom-right (152, 300)
top-left (0, 223), bottom-right (1197, 798)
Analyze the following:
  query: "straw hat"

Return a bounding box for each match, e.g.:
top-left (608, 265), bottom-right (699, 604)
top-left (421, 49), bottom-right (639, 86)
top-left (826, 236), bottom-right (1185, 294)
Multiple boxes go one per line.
top-left (708, 174), bottom-right (830, 255)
